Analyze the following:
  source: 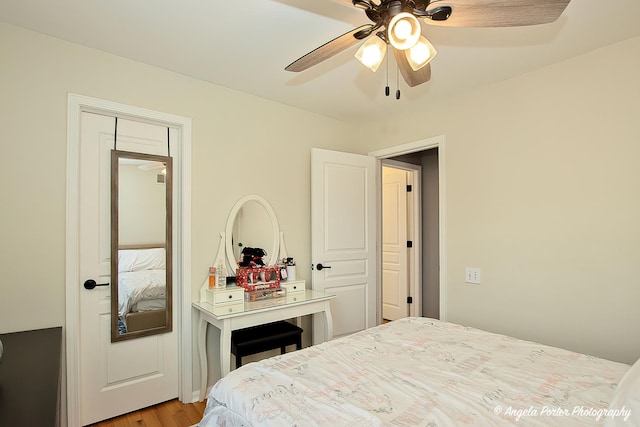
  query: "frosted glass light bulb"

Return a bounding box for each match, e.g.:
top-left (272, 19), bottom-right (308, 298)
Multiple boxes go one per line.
top-left (409, 43), bottom-right (429, 63)
top-left (388, 12), bottom-right (421, 50)
top-left (393, 20), bottom-right (412, 40)
top-left (362, 44), bottom-right (383, 67)
top-left (354, 36), bottom-right (387, 72)
top-left (406, 35), bottom-right (437, 71)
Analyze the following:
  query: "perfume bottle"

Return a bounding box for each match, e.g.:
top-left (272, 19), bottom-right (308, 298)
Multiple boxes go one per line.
top-left (217, 262), bottom-right (227, 288)
top-left (208, 267), bottom-right (216, 289)
top-left (285, 257), bottom-right (296, 281)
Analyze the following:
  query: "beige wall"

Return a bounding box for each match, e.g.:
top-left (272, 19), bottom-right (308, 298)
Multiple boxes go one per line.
top-left (2, 20), bottom-right (638, 397)
top-left (358, 35), bottom-right (640, 364)
top-left (0, 23), bottom-right (358, 387)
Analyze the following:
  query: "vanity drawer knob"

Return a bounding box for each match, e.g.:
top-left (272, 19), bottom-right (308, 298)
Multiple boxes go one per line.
top-left (228, 295), bottom-right (233, 299)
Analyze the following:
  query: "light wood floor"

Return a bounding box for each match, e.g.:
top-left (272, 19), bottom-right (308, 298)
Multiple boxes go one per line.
top-left (88, 399), bottom-right (206, 427)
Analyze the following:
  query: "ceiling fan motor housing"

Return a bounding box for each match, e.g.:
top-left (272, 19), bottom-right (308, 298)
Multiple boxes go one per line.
top-left (362, 0), bottom-right (441, 51)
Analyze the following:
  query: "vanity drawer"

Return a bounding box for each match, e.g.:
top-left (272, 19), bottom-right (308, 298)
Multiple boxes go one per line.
top-left (281, 280), bottom-right (306, 294)
top-left (206, 286), bottom-right (245, 305)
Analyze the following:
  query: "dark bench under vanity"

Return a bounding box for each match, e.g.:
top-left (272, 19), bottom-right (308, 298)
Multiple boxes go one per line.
top-left (232, 320), bottom-right (303, 369)
top-left (0, 327), bottom-right (62, 427)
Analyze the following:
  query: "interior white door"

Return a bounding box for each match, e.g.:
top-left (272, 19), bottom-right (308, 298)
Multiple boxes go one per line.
top-left (78, 112), bottom-right (178, 425)
top-left (311, 148), bottom-right (376, 342)
top-left (382, 166), bottom-right (409, 321)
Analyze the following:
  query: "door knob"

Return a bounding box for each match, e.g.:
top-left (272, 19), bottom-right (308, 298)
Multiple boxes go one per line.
top-left (316, 263), bottom-right (332, 271)
top-left (83, 279), bottom-right (110, 290)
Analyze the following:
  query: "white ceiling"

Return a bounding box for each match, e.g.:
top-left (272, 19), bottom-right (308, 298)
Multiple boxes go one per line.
top-left (2, 0), bottom-right (640, 122)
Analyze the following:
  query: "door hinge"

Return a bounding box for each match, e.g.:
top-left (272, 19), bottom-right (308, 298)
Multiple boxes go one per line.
top-left (407, 240), bottom-right (413, 248)
top-left (406, 184), bottom-right (412, 192)
top-left (407, 296), bottom-right (413, 304)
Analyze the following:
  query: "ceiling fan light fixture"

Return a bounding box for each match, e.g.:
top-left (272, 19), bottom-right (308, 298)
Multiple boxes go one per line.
top-left (388, 12), bottom-right (421, 50)
top-left (138, 161), bottom-right (165, 171)
top-left (354, 35), bottom-right (387, 72)
top-left (406, 35), bottom-right (437, 71)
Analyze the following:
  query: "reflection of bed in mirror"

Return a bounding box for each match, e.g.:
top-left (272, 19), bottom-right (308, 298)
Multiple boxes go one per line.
top-left (117, 245), bottom-right (167, 333)
top-left (111, 149), bottom-right (172, 342)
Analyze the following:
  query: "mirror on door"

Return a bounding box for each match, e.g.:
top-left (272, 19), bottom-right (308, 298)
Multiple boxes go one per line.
top-left (111, 150), bottom-right (173, 342)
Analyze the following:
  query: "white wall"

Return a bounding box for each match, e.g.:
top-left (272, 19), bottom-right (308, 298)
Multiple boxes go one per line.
top-left (357, 35), bottom-right (640, 364)
top-left (0, 22), bottom-right (358, 388)
top-left (2, 20), bottom-right (638, 399)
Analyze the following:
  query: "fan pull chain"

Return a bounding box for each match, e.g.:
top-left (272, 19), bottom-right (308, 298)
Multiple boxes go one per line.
top-left (385, 50), bottom-right (390, 97)
top-left (396, 64), bottom-right (401, 100)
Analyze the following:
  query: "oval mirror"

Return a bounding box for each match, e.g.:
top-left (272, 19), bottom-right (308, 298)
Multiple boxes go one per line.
top-left (111, 150), bottom-right (172, 342)
top-left (224, 195), bottom-right (280, 272)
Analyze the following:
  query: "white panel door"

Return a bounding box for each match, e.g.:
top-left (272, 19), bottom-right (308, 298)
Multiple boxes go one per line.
top-left (311, 148), bottom-right (376, 341)
top-left (79, 112), bottom-right (178, 425)
top-left (382, 167), bottom-right (409, 321)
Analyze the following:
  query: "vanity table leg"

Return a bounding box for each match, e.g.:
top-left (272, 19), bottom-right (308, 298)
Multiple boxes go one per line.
top-left (323, 302), bottom-right (334, 341)
top-left (220, 319), bottom-right (232, 377)
top-left (198, 315), bottom-right (208, 402)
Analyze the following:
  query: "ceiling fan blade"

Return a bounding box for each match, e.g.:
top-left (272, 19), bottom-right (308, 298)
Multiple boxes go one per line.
top-left (353, 0), bottom-right (375, 10)
top-left (285, 25), bottom-right (375, 72)
top-left (333, 0), bottom-right (357, 6)
top-left (424, 0), bottom-right (571, 27)
top-left (427, 6), bottom-right (452, 21)
top-left (334, 0), bottom-right (380, 7)
top-left (393, 48), bottom-right (432, 87)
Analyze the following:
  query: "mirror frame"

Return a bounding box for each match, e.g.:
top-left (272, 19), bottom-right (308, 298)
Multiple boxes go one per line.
top-left (110, 150), bottom-right (173, 342)
top-left (224, 195), bottom-right (280, 272)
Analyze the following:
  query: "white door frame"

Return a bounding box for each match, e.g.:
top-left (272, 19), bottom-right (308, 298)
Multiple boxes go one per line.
top-left (381, 159), bottom-right (422, 319)
top-left (65, 94), bottom-right (193, 427)
top-left (369, 135), bottom-right (447, 321)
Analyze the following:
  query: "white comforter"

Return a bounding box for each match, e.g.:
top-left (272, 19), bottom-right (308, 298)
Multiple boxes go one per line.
top-left (200, 317), bottom-right (628, 427)
top-left (117, 269), bottom-right (166, 317)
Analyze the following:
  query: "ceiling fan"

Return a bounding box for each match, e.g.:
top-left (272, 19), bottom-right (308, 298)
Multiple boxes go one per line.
top-left (137, 161), bottom-right (166, 172)
top-left (285, 0), bottom-right (572, 90)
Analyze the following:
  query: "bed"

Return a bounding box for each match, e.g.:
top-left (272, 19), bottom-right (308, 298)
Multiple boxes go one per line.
top-left (199, 317), bottom-right (638, 426)
top-left (117, 247), bottom-right (167, 332)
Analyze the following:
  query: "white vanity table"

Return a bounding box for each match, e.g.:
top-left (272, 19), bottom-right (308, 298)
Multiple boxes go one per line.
top-left (193, 195), bottom-right (335, 401)
top-left (193, 288), bottom-right (334, 401)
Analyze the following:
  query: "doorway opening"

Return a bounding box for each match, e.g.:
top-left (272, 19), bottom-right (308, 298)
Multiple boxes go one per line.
top-left (371, 136), bottom-right (444, 324)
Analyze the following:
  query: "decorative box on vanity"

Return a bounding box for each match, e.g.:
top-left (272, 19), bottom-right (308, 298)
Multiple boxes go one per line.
top-left (236, 266), bottom-right (281, 291)
top-left (244, 287), bottom-right (287, 302)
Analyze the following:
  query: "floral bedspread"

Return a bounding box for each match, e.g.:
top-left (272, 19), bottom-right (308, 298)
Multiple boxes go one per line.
top-left (199, 317), bottom-right (628, 426)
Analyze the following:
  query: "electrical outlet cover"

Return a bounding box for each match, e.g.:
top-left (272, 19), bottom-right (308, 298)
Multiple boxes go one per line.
top-left (465, 267), bottom-right (481, 284)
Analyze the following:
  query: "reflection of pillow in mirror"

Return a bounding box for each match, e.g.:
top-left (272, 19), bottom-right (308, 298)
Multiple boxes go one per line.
top-left (118, 248), bottom-right (166, 272)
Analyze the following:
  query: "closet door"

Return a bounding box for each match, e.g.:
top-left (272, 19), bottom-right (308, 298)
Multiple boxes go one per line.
top-left (311, 148), bottom-right (377, 342)
top-left (382, 166), bottom-right (409, 321)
